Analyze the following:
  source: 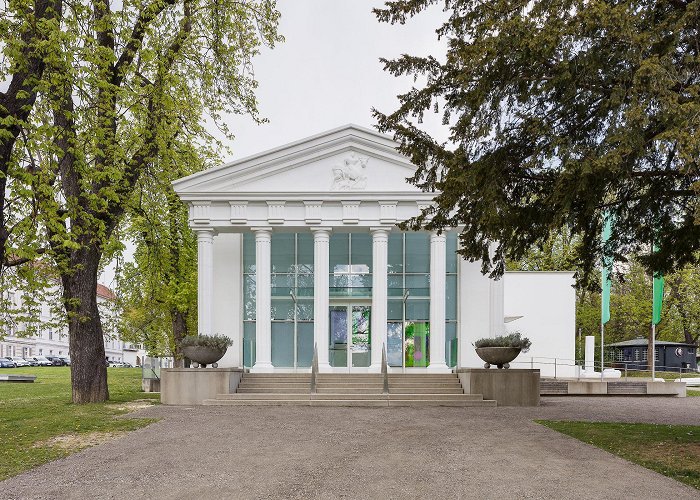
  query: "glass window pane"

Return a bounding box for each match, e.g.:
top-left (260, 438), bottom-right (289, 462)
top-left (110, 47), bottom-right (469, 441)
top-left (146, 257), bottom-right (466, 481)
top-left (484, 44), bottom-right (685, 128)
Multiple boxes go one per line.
top-left (388, 233), bottom-right (403, 274)
top-left (271, 322), bottom-right (294, 367)
top-left (446, 275), bottom-right (457, 321)
top-left (243, 275), bottom-right (256, 320)
top-left (243, 322), bottom-right (255, 367)
top-left (297, 274), bottom-right (314, 297)
top-left (446, 322), bottom-right (457, 368)
top-left (296, 233), bottom-right (314, 273)
top-left (271, 299), bottom-right (295, 320)
top-left (350, 233), bottom-right (372, 273)
top-left (272, 274), bottom-right (293, 297)
top-left (406, 274), bottom-right (430, 296)
top-left (330, 233), bottom-right (349, 274)
top-left (243, 232), bottom-right (256, 273)
top-left (446, 231), bottom-right (458, 274)
top-left (387, 300), bottom-right (403, 321)
top-left (296, 300), bottom-right (314, 321)
top-left (405, 321), bottom-right (429, 367)
top-left (387, 322), bottom-right (403, 367)
top-left (329, 306), bottom-right (348, 368)
top-left (388, 275), bottom-right (403, 297)
top-left (271, 233), bottom-right (295, 273)
top-left (406, 300), bottom-right (430, 321)
top-left (405, 232), bottom-right (430, 273)
top-left (297, 323), bottom-right (314, 367)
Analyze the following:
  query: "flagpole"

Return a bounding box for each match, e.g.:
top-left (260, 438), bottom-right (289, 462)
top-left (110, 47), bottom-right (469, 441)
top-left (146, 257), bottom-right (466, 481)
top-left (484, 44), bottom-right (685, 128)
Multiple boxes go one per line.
top-left (651, 322), bottom-right (656, 380)
top-left (600, 322), bottom-right (604, 380)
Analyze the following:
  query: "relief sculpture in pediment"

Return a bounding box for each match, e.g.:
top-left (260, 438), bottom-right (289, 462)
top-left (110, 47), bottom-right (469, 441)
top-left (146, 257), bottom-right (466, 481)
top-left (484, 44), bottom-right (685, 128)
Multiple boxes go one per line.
top-left (331, 153), bottom-right (368, 190)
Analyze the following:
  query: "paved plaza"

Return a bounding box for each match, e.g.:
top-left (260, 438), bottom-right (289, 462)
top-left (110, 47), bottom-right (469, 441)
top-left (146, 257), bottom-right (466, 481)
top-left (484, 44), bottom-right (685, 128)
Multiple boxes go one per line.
top-left (2, 397), bottom-right (699, 499)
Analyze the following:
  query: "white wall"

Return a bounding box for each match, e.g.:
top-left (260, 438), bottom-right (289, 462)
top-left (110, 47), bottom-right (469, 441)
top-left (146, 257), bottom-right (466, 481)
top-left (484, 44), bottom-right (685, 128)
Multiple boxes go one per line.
top-left (458, 258), bottom-right (494, 368)
top-left (503, 272), bottom-right (576, 377)
top-left (212, 233), bottom-right (242, 367)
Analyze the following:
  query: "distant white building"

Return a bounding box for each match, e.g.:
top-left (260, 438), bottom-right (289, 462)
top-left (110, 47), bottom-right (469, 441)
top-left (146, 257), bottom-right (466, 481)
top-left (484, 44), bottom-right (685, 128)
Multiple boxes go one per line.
top-left (0, 283), bottom-right (146, 365)
top-left (173, 125), bottom-right (576, 374)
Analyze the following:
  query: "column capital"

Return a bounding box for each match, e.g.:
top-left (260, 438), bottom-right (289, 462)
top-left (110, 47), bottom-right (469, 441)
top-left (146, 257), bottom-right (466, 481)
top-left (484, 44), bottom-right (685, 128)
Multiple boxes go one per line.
top-left (370, 226), bottom-right (392, 235)
top-left (310, 226), bottom-right (333, 234)
top-left (251, 227), bottom-right (272, 237)
top-left (430, 230), bottom-right (447, 242)
top-left (195, 228), bottom-right (216, 241)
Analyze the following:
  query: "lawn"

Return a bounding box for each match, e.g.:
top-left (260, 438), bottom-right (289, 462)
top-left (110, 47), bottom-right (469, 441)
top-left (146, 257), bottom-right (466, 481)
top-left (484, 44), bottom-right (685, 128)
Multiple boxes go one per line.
top-left (625, 370), bottom-right (700, 380)
top-left (539, 420), bottom-right (700, 490)
top-left (0, 367), bottom-right (158, 481)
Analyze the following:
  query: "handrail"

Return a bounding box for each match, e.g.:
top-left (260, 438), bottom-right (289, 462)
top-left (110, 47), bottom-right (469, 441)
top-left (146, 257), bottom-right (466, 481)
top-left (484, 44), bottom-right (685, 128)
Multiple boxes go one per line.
top-left (381, 343), bottom-right (388, 394)
top-left (310, 343), bottom-right (318, 394)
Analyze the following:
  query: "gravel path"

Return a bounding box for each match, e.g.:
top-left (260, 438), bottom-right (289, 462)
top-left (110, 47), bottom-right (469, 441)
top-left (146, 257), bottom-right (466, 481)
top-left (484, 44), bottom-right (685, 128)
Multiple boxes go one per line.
top-left (2, 397), bottom-right (699, 499)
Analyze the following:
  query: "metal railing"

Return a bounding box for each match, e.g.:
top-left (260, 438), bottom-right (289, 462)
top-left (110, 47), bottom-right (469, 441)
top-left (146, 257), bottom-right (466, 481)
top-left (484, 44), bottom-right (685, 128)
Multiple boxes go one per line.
top-left (310, 343), bottom-right (318, 394)
top-left (381, 343), bottom-right (388, 394)
top-left (508, 356), bottom-right (699, 381)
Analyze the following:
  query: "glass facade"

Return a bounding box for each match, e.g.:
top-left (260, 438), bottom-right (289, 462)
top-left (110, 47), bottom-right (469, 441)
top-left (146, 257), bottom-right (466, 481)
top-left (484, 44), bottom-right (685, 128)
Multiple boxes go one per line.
top-left (243, 230), bottom-right (458, 369)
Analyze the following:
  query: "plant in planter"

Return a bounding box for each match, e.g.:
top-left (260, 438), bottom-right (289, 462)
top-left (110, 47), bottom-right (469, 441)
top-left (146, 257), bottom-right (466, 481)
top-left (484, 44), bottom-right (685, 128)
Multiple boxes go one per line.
top-left (473, 332), bottom-right (531, 369)
top-left (181, 334), bottom-right (233, 368)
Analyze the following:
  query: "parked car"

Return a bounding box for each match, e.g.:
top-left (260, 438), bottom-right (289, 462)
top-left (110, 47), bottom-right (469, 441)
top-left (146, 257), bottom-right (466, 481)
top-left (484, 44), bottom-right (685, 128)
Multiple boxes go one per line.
top-left (0, 357), bottom-right (16, 368)
top-left (44, 355), bottom-right (65, 366)
top-left (58, 356), bottom-right (71, 366)
top-left (108, 361), bottom-right (125, 367)
top-left (23, 357), bottom-right (39, 366)
top-left (27, 356), bottom-right (53, 366)
top-left (9, 357), bottom-right (30, 367)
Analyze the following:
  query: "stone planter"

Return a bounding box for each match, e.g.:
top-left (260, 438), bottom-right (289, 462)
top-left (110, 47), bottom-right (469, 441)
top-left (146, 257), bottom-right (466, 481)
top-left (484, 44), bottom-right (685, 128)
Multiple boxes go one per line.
top-left (475, 347), bottom-right (521, 369)
top-left (182, 346), bottom-right (226, 368)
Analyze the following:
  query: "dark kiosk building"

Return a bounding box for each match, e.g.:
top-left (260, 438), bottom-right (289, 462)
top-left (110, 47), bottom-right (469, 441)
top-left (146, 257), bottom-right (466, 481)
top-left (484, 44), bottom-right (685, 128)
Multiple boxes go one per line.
top-left (608, 338), bottom-right (697, 372)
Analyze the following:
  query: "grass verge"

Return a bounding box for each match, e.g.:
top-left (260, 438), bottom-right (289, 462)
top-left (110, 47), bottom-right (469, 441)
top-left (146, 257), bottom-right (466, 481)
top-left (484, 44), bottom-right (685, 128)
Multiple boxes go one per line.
top-left (0, 367), bottom-right (158, 481)
top-left (538, 420), bottom-right (700, 490)
top-left (688, 390), bottom-right (700, 397)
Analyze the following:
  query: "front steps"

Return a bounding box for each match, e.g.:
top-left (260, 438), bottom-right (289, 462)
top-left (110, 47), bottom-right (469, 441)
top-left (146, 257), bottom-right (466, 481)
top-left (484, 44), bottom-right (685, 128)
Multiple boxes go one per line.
top-left (202, 373), bottom-right (496, 407)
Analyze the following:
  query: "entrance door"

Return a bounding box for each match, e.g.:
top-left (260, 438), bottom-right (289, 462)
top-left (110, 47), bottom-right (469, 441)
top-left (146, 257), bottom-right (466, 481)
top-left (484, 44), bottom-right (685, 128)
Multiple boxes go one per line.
top-left (329, 305), bottom-right (371, 369)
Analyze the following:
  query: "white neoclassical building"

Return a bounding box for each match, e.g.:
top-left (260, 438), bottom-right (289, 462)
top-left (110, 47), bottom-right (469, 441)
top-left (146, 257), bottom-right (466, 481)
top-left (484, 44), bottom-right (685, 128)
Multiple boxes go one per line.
top-left (174, 125), bottom-right (575, 375)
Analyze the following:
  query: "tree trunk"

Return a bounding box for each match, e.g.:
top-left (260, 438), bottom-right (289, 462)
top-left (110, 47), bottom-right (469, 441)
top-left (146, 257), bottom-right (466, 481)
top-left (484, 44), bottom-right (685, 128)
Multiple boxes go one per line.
top-left (171, 308), bottom-right (188, 368)
top-left (62, 249), bottom-right (108, 403)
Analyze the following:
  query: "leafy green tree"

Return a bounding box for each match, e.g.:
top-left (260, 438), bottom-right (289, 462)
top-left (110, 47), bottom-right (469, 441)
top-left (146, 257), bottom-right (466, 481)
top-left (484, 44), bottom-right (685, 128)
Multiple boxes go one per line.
top-left (374, 0), bottom-right (700, 286)
top-left (7, 0), bottom-right (281, 403)
top-left (116, 142), bottom-right (205, 367)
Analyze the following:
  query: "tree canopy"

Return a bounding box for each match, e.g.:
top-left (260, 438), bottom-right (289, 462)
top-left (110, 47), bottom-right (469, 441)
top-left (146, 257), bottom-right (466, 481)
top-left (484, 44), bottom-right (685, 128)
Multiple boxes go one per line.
top-left (374, 0), bottom-right (700, 287)
top-left (1, 0), bottom-right (282, 402)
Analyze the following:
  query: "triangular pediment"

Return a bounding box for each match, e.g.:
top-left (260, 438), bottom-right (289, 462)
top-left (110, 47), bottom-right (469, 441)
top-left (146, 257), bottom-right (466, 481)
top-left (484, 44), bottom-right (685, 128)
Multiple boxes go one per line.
top-left (173, 125), bottom-right (422, 197)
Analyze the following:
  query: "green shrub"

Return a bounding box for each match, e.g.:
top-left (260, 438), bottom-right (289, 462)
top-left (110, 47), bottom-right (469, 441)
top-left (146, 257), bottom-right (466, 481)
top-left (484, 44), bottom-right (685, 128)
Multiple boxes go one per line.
top-left (474, 332), bottom-right (531, 352)
top-left (181, 334), bottom-right (233, 351)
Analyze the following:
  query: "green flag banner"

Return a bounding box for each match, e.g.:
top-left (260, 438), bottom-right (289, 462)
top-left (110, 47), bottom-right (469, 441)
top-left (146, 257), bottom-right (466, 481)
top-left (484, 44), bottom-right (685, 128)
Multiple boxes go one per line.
top-left (652, 242), bottom-right (664, 325)
top-left (601, 213), bottom-right (613, 324)
top-left (653, 271), bottom-right (664, 325)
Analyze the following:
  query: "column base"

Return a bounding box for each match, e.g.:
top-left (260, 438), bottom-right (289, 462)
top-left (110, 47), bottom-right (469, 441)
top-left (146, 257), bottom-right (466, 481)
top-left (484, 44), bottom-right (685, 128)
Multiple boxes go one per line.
top-left (250, 362), bottom-right (274, 373)
top-left (367, 363), bottom-right (382, 373)
top-left (426, 363), bottom-right (451, 373)
top-left (317, 362), bottom-right (332, 373)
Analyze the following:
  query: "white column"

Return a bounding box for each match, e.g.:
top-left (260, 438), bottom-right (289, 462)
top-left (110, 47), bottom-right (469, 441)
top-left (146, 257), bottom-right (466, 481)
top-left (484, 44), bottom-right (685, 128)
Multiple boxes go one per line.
top-left (251, 228), bottom-right (273, 372)
top-left (428, 231), bottom-right (450, 372)
top-left (370, 228), bottom-right (389, 372)
top-left (312, 228), bottom-right (332, 372)
top-left (196, 229), bottom-right (215, 337)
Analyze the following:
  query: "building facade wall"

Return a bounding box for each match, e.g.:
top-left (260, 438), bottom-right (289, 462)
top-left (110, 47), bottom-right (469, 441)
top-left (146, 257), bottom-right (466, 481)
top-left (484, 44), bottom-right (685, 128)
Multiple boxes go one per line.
top-left (503, 272), bottom-right (576, 377)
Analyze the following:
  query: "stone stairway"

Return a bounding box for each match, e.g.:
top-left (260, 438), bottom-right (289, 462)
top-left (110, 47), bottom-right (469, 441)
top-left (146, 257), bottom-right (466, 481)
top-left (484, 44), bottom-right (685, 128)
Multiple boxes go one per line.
top-left (540, 379), bottom-right (568, 395)
top-left (203, 373), bottom-right (497, 407)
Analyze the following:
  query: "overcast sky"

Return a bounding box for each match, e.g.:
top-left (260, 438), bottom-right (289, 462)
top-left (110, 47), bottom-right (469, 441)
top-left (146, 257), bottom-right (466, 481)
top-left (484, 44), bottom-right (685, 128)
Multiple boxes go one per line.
top-left (101, 1), bottom-right (450, 286)
top-left (221, 0), bottom-right (449, 161)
